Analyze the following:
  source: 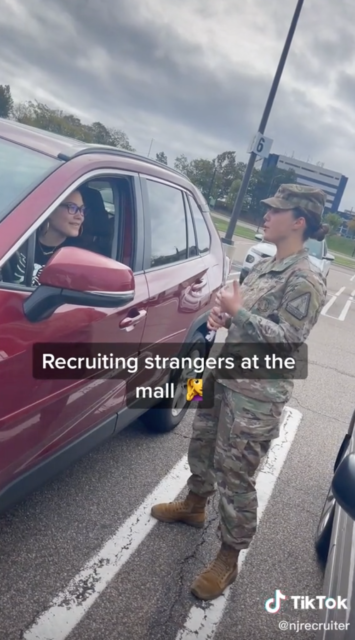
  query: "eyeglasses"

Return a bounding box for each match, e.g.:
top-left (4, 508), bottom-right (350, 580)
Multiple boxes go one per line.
top-left (60, 202), bottom-right (86, 216)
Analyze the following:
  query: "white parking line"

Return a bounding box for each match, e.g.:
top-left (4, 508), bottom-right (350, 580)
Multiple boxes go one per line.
top-left (175, 407), bottom-right (302, 640)
top-left (23, 407), bottom-right (301, 640)
top-left (23, 457), bottom-right (191, 640)
top-left (338, 290), bottom-right (355, 321)
top-left (350, 273), bottom-right (355, 282)
top-left (321, 287), bottom-right (345, 316)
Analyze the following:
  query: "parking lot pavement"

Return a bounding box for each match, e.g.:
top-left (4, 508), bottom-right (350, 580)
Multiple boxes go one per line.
top-left (0, 261), bottom-right (353, 640)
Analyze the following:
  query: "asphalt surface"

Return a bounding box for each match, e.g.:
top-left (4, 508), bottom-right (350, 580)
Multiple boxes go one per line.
top-left (0, 260), bottom-right (354, 640)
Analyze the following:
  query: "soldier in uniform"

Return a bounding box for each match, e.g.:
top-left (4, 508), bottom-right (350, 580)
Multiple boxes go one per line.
top-left (151, 184), bottom-right (329, 601)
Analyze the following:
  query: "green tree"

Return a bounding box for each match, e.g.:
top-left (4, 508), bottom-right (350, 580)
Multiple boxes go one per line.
top-left (156, 151), bottom-right (168, 164)
top-left (215, 152), bottom-right (245, 200)
top-left (187, 158), bottom-right (217, 197)
top-left (246, 167), bottom-right (298, 223)
top-left (173, 155), bottom-right (217, 197)
top-left (12, 100), bottom-right (134, 150)
top-left (174, 151), bottom-right (247, 203)
top-left (226, 178), bottom-right (242, 211)
top-left (100, 126), bottom-right (134, 150)
top-left (14, 101), bottom-right (91, 139)
top-left (347, 219), bottom-right (355, 251)
top-left (174, 154), bottom-right (190, 174)
top-left (90, 121), bottom-right (115, 145)
top-left (0, 84), bottom-right (14, 118)
top-left (324, 213), bottom-right (342, 235)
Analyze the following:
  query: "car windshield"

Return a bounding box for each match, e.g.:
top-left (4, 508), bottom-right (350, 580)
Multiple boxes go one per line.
top-left (305, 238), bottom-right (323, 259)
top-left (0, 137), bottom-right (62, 222)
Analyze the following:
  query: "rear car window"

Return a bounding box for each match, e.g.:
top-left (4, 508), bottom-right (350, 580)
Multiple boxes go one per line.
top-left (305, 238), bottom-right (323, 259)
top-left (187, 194), bottom-right (211, 254)
top-left (0, 138), bottom-right (62, 221)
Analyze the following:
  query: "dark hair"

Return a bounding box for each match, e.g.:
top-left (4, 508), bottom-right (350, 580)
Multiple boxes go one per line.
top-left (292, 206), bottom-right (329, 242)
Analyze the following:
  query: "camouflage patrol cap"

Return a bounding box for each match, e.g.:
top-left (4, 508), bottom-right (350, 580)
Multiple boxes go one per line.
top-left (261, 183), bottom-right (327, 217)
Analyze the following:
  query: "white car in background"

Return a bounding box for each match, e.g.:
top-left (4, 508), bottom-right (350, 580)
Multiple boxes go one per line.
top-left (239, 233), bottom-right (335, 284)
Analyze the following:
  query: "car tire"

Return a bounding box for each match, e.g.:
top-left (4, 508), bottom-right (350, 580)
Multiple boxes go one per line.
top-left (239, 273), bottom-right (245, 285)
top-left (142, 331), bottom-right (207, 434)
top-left (315, 484), bottom-right (336, 565)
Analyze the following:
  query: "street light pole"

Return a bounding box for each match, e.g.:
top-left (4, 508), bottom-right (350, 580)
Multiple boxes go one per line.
top-left (222, 0), bottom-right (305, 247)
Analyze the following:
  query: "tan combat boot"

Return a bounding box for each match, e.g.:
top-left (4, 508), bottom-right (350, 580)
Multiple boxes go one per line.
top-left (150, 491), bottom-right (208, 528)
top-left (190, 543), bottom-right (240, 600)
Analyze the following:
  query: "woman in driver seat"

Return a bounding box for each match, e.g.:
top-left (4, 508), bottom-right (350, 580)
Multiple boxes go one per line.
top-left (11, 189), bottom-right (86, 287)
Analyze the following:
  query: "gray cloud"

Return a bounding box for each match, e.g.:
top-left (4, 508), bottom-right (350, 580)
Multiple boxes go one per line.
top-left (1, 0), bottom-right (355, 208)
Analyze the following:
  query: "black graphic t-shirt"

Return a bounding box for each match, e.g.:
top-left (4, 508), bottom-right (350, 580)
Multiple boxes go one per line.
top-left (13, 240), bottom-right (71, 286)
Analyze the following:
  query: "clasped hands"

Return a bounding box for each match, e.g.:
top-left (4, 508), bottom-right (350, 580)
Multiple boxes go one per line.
top-left (207, 280), bottom-right (243, 331)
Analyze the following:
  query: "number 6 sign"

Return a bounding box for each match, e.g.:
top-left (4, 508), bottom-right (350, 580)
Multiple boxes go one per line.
top-left (248, 132), bottom-right (273, 159)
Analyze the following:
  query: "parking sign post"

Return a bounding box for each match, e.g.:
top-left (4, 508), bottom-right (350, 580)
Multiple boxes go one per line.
top-left (221, 0), bottom-right (305, 249)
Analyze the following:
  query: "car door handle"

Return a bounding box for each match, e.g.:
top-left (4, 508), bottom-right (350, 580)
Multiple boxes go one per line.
top-left (191, 279), bottom-right (207, 292)
top-left (119, 310), bottom-right (147, 329)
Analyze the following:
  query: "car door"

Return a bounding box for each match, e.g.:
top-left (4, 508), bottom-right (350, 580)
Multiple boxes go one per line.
top-left (0, 170), bottom-right (148, 495)
top-left (138, 176), bottom-right (211, 389)
top-left (140, 176), bottom-right (211, 340)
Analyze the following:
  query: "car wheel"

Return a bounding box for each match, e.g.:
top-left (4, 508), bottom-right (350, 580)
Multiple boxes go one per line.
top-left (142, 331), bottom-right (206, 433)
top-left (315, 484), bottom-right (336, 565)
top-left (239, 273), bottom-right (245, 284)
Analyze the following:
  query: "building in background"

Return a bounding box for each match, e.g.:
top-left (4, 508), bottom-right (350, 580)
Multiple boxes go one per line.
top-left (262, 153), bottom-right (348, 213)
top-left (338, 208), bottom-right (355, 237)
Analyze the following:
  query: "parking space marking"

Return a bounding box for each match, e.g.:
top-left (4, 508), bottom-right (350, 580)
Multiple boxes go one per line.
top-left (175, 406), bottom-right (302, 640)
top-left (321, 287), bottom-right (346, 316)
top-left (321, 287), bottom-right (355, 321)
top-left (338, 290), bottom-right (355, 321)
top-left (23, 456), bottom-right (192, 640)
top-left (22, 406), bottom-right (300, 640)
top-left (350, 273), bottom-right (355, 282)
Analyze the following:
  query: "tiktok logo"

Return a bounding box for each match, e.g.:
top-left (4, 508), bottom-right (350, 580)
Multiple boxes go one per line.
top-left (264, 589), bottom-right (288, 613)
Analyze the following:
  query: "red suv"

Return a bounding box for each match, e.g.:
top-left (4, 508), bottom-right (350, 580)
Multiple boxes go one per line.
top-left (0, 118), bottom-right (229, 513)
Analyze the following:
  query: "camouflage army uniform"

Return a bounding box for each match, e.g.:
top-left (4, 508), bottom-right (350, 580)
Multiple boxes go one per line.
top-left (151, 183), bottom-right (328, 601)
top-left (187, 247), bottom-right (327, 551)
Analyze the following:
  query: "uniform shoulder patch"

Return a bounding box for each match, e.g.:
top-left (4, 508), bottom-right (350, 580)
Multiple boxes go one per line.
top-left (285, 292), bottom-right (311, 320)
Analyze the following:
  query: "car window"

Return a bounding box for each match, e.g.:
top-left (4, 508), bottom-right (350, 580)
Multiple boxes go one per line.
top-left (146, 180), bottom-right (188, 267)
top-left (79, 180), bottom-right (116, 260)
top-left (92, 184), bottom-right (115, 214)
top-left (0, 175), bottom-right (135, 288)
top-left (83, 181), bottom-right (115, 214)
top-left (305, 238), bottom-right (323, 259)
top-left (187, 195), bottom-right (210, 254)
top-left (184, 195), bottom-right (198, 258)
top-left (0, 138), bottom-right (62, 222)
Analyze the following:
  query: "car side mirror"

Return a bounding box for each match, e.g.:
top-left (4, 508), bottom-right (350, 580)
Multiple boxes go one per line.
top-left (325, 253), bottom-right (335, 261)
top-left (331, 453), bottom-right (355, 520)
top-left (255, 233), bottom-right (263, 241)
top-left (23, 246), bottom-right (135, 322)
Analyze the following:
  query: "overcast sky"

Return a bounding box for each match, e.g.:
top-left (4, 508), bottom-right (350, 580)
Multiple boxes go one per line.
top-left (1, 0), bottom-right (355, 210)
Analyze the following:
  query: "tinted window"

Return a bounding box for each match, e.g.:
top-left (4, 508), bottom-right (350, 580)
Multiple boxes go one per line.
top-left (305, 238), bottom-right (323, 259)
top-left (1, 176), bottom-right (123, 288)
top-left (0, 138), bottom-right (62, 221)
top-left (86, 181), bottom-right (115, 215)
top-left (185, 195), bottom-right (198, 257)
top-left (187, 195), bottom-right (210, 254)
top-left (146, 180), bottom-right (187, 267)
